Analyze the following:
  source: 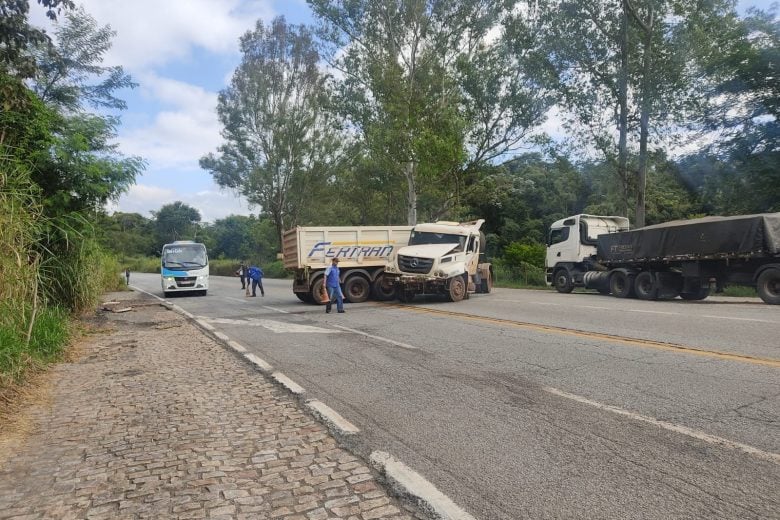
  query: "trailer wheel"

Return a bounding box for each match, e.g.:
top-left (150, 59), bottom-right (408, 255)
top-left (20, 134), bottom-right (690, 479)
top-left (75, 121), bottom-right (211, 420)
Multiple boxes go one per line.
top-left (756, 268), bottom-right (780, 305)
top-left (447, 275), bottom-right (467, 302)
top-left (609, 271), bottom-right (635, 298)
top-left (553, 269), bottom-right (574, 293)
top-left (371, 274), bottom-right (396, 301)
top-left (344, 275), bottom-right (370, 303)
top-left (634, 271), bottom-right (657, 300)
top-left (680, 286), bottom-right (710, 301)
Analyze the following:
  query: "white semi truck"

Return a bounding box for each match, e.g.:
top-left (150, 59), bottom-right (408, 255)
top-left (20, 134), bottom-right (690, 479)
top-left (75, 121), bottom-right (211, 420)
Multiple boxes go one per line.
top-left (384, 219), bottom-right (493, 302)
top-left (282, 225), bottom-right (413, 304)
top-left (545, 213), bottom-right (780, 304)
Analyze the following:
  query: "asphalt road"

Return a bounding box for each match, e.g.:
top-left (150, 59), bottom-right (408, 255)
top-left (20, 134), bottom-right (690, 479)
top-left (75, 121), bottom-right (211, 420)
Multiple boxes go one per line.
top-left (130, 273), bottom-right (780, 519)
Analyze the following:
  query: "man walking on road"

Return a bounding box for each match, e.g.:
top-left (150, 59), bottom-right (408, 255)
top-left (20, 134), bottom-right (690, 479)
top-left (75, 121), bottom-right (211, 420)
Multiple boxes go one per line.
top-left (324, 258), bottom-right (344, 313)
top-left (248, 264), bottom-right (264, 297)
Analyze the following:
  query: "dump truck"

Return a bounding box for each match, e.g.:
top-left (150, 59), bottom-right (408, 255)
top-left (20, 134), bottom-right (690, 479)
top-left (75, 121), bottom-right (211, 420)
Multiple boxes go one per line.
top-left (545, 213), bottom-right (780, 304)
top-left (384, 219), bottom-right (493, 302)
top-left (282, 225), bottom-right (413, 304)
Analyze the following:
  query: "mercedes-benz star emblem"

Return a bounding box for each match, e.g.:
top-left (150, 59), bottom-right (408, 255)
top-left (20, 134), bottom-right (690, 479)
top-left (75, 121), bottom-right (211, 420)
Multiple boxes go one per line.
top-left (410, 259), bottom-right (418, 267)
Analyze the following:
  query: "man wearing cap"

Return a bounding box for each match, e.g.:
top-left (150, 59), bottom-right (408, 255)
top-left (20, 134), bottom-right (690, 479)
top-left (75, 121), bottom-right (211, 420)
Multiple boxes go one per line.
top-left (324, 257), bottom-right (344, 314)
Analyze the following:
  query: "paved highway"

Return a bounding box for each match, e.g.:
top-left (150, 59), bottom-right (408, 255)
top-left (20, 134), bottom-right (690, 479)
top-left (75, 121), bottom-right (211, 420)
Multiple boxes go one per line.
top-left (130, 273), bottom-right (780, 519)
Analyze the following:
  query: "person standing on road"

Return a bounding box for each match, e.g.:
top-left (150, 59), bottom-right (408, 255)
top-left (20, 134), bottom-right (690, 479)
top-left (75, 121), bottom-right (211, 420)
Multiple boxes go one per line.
top-left (125, 267), bottom-right (130, 286)
top-left (236, 261), bottom-right (247, 290)
top-left (324, 258), bottom-right (344, 313)
top-left (248, 264), bottom-right (264, 297)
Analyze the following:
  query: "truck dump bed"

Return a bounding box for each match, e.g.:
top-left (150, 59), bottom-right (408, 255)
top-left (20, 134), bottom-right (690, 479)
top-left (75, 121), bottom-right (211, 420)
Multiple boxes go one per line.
top-left (282, 226), bottom-right (413, 270)
top-left (597, 213), bottom-right (780, 262)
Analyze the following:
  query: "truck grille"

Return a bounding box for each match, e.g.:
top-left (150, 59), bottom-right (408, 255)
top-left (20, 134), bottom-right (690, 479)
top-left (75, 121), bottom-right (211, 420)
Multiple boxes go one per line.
top-left (398, 255), bottom-right (433, 274)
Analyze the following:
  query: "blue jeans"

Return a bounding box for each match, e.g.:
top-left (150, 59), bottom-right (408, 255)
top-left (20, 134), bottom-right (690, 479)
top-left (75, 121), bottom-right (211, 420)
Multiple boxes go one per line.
top-left (326, 286), bottom-right (343, 312)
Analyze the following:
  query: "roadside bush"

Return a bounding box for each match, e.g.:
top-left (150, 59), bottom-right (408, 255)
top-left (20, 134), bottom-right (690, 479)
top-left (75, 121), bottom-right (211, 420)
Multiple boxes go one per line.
top-left (493, 241), bottom-right (547, 288)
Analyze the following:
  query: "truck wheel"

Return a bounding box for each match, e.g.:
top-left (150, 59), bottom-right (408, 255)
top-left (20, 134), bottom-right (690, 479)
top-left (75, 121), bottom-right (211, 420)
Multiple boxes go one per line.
top-left (553, 269), bottom-right (574, 293)
top-left (344, 275), bottom-right (370, 303)
top-left (756, 268), bottom-right (780, 304)
top-left (480, 271), bottom-right (493, 294)
top-left (609, 271), bottom-right (635, 298)
top-left (634, 271), bottom-right (657, 300)
top-left (311, 277), bottom-right (328, 305)
top-left (371, 274), bottom-right (396, 301)
top-left (680, 286), bottom-right (710, 301)
top-left (398, 289), bottom-right (416, 303)
top-left (295, 292), bottom-right (308, 302)
top-left (447, 275), bottom-right (467, 302)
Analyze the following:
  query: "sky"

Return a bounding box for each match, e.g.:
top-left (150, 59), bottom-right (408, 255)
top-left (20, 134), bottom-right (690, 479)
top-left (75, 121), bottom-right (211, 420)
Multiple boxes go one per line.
top-left (33, 0), bottom-right (776, 223)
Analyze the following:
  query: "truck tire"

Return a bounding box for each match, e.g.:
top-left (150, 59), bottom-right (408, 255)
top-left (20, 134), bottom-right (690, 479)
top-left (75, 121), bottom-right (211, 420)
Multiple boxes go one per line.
top-left (680, 286), bottom-right (710, 301)
top-left (447, 275), bottom-right (467, 302)
top-left (344, 275), bottom-right (370, 303)
top-left (609, 271), bottom-right (635, 298)
top-left (479, 270), bottom-right (493, 293)
top-left (371, 274), bottom-right (396, 301)
top-left (553, 269), bottom-right (574, 293)
top-left (295, 292), bottom-right (307, 302)
top-left (634, 271), bottom-right (657, 300)
top-left (756, 268), bottom-right (780, 304)
top-left (311, 277), bottom-right (328, 305)
top-left (398, 288), bottom-right (416, 303)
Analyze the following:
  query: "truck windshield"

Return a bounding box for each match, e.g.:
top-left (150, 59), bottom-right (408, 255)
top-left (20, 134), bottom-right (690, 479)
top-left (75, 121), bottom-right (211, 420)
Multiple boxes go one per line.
top-left (162, 244), bottom-right (208, 269)
top-left (409, 231), bottom-right (466, 251)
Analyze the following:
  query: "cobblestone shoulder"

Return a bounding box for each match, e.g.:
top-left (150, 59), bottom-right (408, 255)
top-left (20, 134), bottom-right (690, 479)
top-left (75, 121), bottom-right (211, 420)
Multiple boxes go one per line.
top-left (0, 292), bottom-right (420, 520)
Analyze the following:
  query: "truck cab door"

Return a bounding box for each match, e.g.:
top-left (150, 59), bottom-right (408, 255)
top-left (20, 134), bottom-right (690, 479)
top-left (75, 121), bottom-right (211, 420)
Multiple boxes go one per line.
top-left (466, 234), bottom-right (479, 274)
top-left (546, 219), bottom-right (580, 267)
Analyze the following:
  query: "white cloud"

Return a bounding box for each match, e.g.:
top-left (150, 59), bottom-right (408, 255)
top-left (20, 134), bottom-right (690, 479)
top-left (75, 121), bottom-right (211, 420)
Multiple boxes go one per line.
top-left (108, 183), bottom-right (254, 222)
top-left (69, 0), bottom-right (276, 72)
top-left (120, 74), bottom-right (221, 168)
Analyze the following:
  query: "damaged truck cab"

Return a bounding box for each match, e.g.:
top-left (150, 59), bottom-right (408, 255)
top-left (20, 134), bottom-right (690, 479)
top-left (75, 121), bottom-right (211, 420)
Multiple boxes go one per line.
top-left (385, 219), bottom-right (493, 302)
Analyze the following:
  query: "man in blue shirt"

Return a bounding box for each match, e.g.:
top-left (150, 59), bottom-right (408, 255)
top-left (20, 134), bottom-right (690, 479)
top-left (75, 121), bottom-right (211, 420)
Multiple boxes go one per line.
top-left (324, 258), bottom-right (344, 313)
top-left (248, 265), bottom-right (264, 297)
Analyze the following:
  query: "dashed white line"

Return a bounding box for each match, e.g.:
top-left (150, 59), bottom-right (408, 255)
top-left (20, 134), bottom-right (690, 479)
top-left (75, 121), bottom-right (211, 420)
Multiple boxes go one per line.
top-left (628, 309), bottom-right (679, 316)
top-left (370, 451), bottom-right (476, 520)
top-left (331, 325), bottom-right (419, 350)
top-left (272, 372), bottom-right (305, 395)
top-left (262, 305), bottom-right (290, 314)
top-left (702, 315), bottom-right (775, 323)
top-left (306, 400), bottom-right (359, 435)
top-left (543, 386), bottom-right (780, 465)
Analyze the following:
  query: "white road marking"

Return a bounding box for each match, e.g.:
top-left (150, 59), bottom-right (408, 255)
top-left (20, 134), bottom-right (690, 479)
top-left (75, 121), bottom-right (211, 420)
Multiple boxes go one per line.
top-left (225, 297), bottom-right (248, 303)
top-left (544, 386), bottom-right (780, 465)
top-left (244, 353), bottom-right (273, 372)
top-left (702, 315), bottom-right (776, 323)
top-left (628, 309), bottom-right (679, 316)
top-left (262, 305), bottom-right (290, 314)
top-left (331, 325), bottom-right (419, 350)
top-left (272, 372), bottom-right (305, 395)
top-left (370, 451), bottom-right (476, 520)
top-left (579, 305), bottom-right (612, 310)
top-left (199, 317), bottom-right (339, 334)
top-left (306, 400), bottom-right (359, 435)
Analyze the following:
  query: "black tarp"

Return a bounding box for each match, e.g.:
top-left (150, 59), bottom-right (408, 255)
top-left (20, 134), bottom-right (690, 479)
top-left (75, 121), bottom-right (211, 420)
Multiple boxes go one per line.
top-left (597, 213), bottom-right (780, 262)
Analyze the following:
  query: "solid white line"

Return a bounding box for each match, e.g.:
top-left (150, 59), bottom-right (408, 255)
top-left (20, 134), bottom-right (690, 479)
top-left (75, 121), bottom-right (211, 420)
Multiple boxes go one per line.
top-left (543, 386), bottom-right (780, 465)
top-left (306, 400), bottom-right (359, 435)
top-left (370, 451), bottom-right (476, 520)
top-left (331, 325), bottom-right (418, 350)
top-left (262, 305), bottom-right (290, 314)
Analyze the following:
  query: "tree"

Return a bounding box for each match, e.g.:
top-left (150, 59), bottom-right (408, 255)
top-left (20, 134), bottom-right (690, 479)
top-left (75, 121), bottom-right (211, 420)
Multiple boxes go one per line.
top-left (310, 0), bottom-right (553, 224)
top-left (152, 202), bottom-right (201, 247)
top-left (32, 6), bottom-right (136, 112)
top-left (539, 0), bottom-right (738, 225)
top-left (201, 17), bottom-right (340, 246)
top-left (0, 0), bottom-right (74, 78)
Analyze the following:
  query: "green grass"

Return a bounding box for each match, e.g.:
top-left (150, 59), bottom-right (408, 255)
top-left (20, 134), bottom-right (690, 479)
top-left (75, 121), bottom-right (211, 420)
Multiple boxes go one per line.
top-left (0, 305), bottom-right (70, 385)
